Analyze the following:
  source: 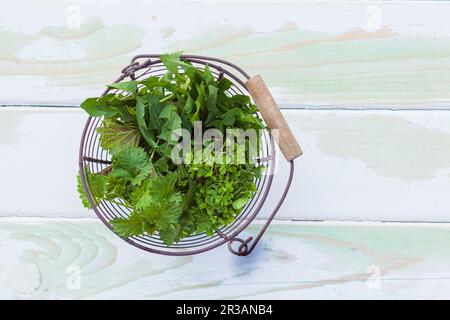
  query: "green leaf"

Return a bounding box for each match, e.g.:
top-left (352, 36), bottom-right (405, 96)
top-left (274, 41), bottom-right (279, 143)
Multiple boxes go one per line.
top-left (128, 173), bottom-right (183, 245)
top-left (182, 95), bottom-right (195, 114)
top-left (157, 142), bottom-right (175, 158)
top-left (97, 119), bottom-right (140, 155)
top-left (160, 51), bottom-right (182, 73)
top-left (203, 65), bottom-right (214, 85)
top-left (231, 94), bottom-right (251, 105)
top-left (191, 83), bottom-right (205, 122)
top-left (77, 167), bottom-right (107, 209)
top-left (218, 77), bottom-right (233, 92)
top-left (108, 81), bottom-right (138, 93)
top-left (111, 213), bottom-right (144, 238)
top-left (154, 157), bottom-right (169, 172)
top-left (136, 96), bottom-right (158, 148)
top-left (139, 76), bottom-right (160, 89)
top-left (232, 197), bottom-right (249, 210)
top-left (111, 147), bottom-right (153, 186)
top-left (222, 108), bottom-right (241, 126)
top-left (160, 51), bottom-right (198, 78)
top-left (147, 95), bottom-right (164, 131)
top-left (80, 96), bottom-right (119, 117)
top-left (158, 104), bottom-right (182, 143)
top-left (205, 84), bottom-right (219, 124)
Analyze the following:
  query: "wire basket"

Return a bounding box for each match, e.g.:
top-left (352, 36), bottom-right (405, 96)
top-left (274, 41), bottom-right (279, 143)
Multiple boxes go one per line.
top-left (79, 54), bottom-right (302, 256)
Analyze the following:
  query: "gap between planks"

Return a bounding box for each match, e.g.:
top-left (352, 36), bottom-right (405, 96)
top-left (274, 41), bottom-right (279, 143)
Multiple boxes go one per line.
top-left (4, 105), bottom-right (450, 112)
top-left (2, 216), bottom-right (450, 228)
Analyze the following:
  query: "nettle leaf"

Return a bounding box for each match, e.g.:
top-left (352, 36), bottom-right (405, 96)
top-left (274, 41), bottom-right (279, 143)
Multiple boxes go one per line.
top-left (110, 213), bottom-right (144, 238)
top-left (158, 104), bottom-right (182, 143)
top-left (111, 147), bottom-right (153, 186)
top-left (97, 119), bottom-right (140, 155)
top-left (126, 173), bottom-right (183, 244)
top-left (77, 167), bottom-right (107, 209)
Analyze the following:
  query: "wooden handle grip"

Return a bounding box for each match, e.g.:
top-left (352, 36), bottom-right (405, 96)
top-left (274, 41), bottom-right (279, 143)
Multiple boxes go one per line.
top-left (246, 75), bottom-right (303, 161)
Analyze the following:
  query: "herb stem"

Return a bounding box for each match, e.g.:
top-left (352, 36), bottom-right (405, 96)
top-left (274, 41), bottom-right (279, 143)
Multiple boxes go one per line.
top-left (159, 93), bottom-right (174, 103)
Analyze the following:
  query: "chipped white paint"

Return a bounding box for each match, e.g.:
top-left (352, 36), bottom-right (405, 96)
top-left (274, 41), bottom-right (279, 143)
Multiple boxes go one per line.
top-left (1, 107), bottom-right (450, 222)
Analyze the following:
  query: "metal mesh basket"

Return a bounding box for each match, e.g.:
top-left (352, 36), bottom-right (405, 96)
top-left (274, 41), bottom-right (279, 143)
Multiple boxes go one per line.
top-left (79, 54), bottom-right (300, 256)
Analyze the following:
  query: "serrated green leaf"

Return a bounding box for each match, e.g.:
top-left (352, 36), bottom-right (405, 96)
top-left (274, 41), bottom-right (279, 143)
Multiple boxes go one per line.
top-left (77, 167), bottom-right (107, 209)
top-left (97, 119), bottom-right (140, 155)
top-left (111, 213), bottom-right (144, 238)
top-left (111, 147), bottom-right (153, 186)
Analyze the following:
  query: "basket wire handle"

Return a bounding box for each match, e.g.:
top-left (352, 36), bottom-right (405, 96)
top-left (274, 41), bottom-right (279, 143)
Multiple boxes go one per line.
top-left (218, 75), bottom-right (301, 256)
top-left (218, 160), bottom-right (295, 256)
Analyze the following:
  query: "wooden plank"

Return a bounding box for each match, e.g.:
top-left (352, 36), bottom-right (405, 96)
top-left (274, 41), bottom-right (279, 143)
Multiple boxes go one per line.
top-left (1, 1), bottom-right (450, 107)
top-left (1, 107), bottom-right (450, 221)
top-left (1, 218), bottom-right (449, 299)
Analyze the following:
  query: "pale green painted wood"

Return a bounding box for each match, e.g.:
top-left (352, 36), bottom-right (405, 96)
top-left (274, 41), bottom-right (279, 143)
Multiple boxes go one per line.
top-left (1, 218), bottom-right (450, 299)
top-left (0, 1), bottom-right (449, 107)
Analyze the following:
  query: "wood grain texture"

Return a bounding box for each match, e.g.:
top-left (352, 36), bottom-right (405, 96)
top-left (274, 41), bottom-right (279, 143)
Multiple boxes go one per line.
top-left (1, 1), bottom-right (450, 107)
top-left (1, 218), bottom-right (450, 299)
top-left (1, 107), bottom-right (450, 222)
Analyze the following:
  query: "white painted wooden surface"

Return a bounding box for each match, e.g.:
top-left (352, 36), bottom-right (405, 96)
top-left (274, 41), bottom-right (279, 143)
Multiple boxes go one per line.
top-left (1, 1), bottom-right (450, 299)
top-left (1, 0), bottom-right (450, 221)
top-left (2, 107), bottom-right (450, 222)
top-left (1, 218), bottom-right (450, 300)
top-left (1, 1), bottom-right (450, 108)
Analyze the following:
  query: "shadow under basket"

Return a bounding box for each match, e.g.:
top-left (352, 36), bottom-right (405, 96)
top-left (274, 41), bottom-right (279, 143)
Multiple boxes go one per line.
top-left (79, 54), bottom-right (302, 256)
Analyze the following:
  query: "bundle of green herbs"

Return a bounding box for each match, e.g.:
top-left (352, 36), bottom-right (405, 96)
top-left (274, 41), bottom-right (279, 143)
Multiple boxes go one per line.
top-left (77, 52), bottom-right (266, 245)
